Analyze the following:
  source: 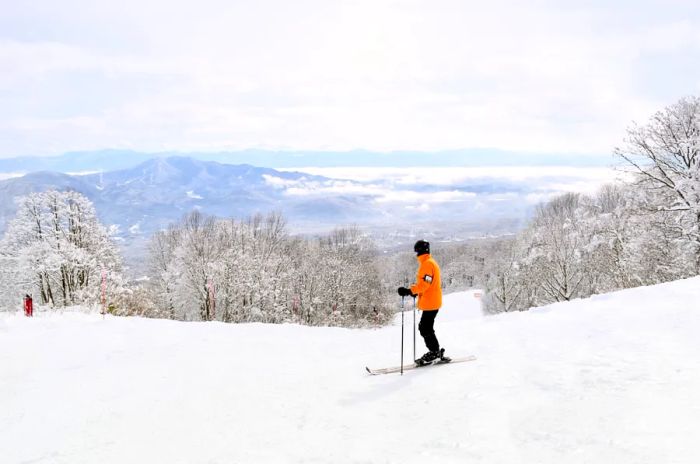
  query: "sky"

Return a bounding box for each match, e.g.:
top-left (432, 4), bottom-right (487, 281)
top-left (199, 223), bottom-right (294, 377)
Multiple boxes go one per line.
top-left (1, 0), bottom-right (700, 159)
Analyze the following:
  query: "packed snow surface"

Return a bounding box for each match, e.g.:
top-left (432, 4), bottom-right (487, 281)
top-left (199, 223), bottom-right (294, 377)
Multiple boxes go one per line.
top-left (2, 278), bottom-right (700, 463)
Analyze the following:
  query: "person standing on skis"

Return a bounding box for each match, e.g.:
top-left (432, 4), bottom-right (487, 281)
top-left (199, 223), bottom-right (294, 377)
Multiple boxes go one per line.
top-left (397, 240), bottom-right (444, 364)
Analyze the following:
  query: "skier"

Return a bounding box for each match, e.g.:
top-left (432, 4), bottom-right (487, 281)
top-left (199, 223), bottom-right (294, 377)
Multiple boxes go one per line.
top-left (397, 240), bottom-right (444, 365)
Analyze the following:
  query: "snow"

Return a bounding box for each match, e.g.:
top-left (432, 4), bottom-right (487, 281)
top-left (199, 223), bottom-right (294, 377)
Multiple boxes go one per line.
top-left (2, 280), bottom-right (700, 463)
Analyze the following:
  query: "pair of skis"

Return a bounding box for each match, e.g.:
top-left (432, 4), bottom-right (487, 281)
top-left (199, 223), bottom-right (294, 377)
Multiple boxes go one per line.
top-left (366, 354), bottom-right (476, 375)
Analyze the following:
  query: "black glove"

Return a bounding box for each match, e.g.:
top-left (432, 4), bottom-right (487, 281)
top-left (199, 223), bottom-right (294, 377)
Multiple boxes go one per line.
top-left (397, 287), bottom-right (413, 297)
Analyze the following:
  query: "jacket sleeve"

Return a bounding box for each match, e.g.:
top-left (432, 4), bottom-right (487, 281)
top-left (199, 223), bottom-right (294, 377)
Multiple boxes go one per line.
top-left (410, 261), bottom-right (434, 295)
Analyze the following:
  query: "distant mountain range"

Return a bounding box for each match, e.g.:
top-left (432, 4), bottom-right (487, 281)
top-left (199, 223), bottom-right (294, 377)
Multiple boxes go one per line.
top-left (0, 149), bottom-right (611, 174)
top-left (0, 157), bottom-right (404, 273)
top-left (0, 155), bottom-right (551, 273)
top-left (0, 157), bottom-right (378, 237)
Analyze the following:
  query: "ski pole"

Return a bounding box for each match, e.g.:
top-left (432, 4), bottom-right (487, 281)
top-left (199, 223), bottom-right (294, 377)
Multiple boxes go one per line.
top-left (411, 295), bottom-right (415, 360)
top-left (400, 295), bottom-right (405, 375)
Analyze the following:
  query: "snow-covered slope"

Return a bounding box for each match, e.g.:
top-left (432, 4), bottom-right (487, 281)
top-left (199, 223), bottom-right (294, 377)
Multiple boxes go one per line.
top-left (2, 278), bottom-right (699, 463)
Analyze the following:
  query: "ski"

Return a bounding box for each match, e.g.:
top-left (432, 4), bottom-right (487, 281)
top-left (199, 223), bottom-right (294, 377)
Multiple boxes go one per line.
top-left (365, 355), bottom-right (476, 375)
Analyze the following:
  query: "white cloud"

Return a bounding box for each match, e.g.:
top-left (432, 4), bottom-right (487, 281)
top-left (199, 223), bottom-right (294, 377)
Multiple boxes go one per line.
top-left (406, 203), bottom-right (432, 212)
top-left (0, 1), bottom-right (698, 157)
top-left (264, 166), bottom-right (619, 213)
top-left (263, 172), bottom-right (478, 206)
top-left (280, 166), bottom-right (623, 186)
top-left (374, 190), bottom-right (477, 204)
top-left (264, 175), bottom-right (401, 200)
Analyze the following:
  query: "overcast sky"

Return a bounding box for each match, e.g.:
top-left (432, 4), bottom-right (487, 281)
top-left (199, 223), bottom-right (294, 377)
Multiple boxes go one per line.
top-left (1, 0), bottom-right (699, 159)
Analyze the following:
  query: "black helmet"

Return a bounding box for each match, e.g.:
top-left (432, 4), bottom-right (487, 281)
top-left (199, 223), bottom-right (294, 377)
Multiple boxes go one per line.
top-left (413, 240), bottom-right (430, 255)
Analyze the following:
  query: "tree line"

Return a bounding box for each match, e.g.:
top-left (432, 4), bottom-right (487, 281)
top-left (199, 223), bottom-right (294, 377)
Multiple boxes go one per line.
top-left (0, 194), bottom-right (394, 327)
top-left (482, 96), bottom-right (700, 313)
top-left (146, 211), bottom-right (392, 326)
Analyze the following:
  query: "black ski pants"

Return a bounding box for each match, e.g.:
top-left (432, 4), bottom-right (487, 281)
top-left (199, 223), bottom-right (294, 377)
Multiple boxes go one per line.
top-left (418, 310), bottom-right (440, 352)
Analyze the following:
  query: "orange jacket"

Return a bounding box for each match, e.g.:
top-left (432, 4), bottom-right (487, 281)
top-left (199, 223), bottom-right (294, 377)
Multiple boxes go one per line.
top-left (410, 254), bottom-right (442, 310)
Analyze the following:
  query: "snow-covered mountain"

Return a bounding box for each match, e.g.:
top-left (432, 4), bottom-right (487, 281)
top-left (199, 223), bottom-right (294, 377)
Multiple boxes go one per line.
top-left (80, 156), bottom-right (374, 229)
top-left (2, 278), bottom-right (699, 463)
top-left (0, 156), bottom-right (377, 240)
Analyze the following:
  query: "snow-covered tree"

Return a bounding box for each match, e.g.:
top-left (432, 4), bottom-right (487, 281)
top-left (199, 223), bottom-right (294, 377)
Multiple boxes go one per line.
top-left (312, 227), bottom-right (386, 326)
top-left (433, 243), bottom-right (487, 291)
top-left (147, 212), bottom-right (392, 327)
top-left (482, 180), bottom-right (694, 313)
top-left (216, 212), bottom-right (293, 324)
top-left (482, 236), bottom-right (530, 313)
top-left (0, 254), bottom-right (25, 311)
top-left (615, 96), bottom-right (700, 274)
top-left (148, 224), bottom-right (182, 319)
top-left (173, 211), bottom-right (224, 321)
top-left (524, 193), bottom-right (590, 304)
top-left (0, 190), bottom-right (124, 310)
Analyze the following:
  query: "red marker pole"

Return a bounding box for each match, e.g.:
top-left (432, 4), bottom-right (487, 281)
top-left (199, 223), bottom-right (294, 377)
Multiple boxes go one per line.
top-left (101, 269), bottom-right (107, 315)
top-left (292, 295), bottom-right (300, 323)
top-left (24, 295), bottom-right (33, 317)
top-left (208, 280), bottom-right (215, 321)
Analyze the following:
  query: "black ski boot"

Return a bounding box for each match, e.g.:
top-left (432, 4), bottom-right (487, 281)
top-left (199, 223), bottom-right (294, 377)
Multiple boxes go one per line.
top-left (416, 348), bottom-right (445, 366)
